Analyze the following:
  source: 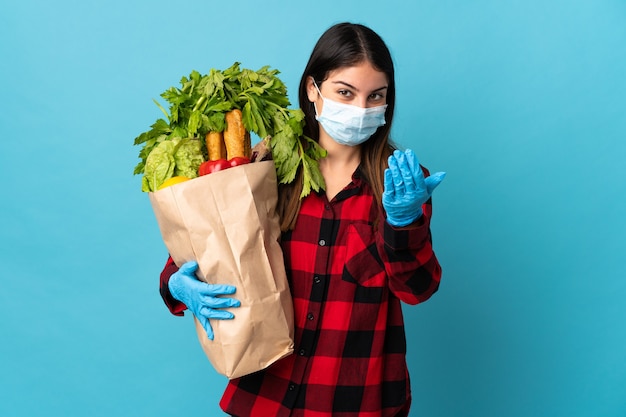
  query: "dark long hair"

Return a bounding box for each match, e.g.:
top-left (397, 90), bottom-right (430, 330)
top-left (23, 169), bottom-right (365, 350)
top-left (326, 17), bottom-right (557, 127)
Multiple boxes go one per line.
top-left (278, 22), bottom-right (397, 231)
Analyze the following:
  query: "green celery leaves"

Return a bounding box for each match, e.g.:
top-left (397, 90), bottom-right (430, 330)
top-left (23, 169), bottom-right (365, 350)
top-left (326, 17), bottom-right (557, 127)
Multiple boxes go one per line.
top-left (133, 62), bottom-right (325, 194)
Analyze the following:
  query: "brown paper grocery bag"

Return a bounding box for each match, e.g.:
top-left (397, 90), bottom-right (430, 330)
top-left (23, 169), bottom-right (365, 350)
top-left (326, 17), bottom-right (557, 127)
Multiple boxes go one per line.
top-left (148, 160), bottom-right (294, 379)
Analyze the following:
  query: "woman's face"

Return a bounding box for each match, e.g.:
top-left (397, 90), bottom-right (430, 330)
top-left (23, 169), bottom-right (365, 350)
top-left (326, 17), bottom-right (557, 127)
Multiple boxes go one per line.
top-left (306, 61), bottom-right (389, 111)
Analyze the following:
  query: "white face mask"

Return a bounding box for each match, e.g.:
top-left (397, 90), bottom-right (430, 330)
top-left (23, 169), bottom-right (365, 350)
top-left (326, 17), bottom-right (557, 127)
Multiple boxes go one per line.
top-left (313, 82), bottom-right (387, 146)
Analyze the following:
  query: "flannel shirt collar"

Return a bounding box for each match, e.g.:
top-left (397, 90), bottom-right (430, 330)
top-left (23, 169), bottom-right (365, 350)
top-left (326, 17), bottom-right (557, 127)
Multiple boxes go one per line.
top-left (314, 165), bottom-right (366, 202)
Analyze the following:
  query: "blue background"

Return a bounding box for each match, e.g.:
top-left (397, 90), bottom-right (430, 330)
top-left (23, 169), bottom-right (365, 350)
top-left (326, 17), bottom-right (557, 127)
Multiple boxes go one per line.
top-left (1, 1), bottom-right (625, 416)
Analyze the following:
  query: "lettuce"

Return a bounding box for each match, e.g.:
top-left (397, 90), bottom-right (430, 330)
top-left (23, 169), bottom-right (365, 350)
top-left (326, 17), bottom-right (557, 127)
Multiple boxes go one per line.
top-left (141, 138), bottom-right (205, 191)
top-left (174, 139), bottom-right (204, 179)
top-left (142, 141), bottom-right (176, 192)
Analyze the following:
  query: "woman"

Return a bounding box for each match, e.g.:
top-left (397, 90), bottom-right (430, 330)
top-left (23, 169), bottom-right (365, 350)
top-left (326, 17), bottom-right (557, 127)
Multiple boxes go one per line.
top-left (160, 22), bottom-right (445, 416)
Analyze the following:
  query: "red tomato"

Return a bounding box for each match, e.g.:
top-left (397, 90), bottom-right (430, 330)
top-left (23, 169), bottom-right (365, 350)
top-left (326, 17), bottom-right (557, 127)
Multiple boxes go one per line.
top-left (228, 156), bottom-right (251, 167)
top-left (198, 159), bottom-right (230, 176)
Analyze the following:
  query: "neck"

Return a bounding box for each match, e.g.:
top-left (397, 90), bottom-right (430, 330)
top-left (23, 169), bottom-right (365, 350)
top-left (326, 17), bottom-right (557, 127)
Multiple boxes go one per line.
top-left (318, 133), bottom-right (361, 200)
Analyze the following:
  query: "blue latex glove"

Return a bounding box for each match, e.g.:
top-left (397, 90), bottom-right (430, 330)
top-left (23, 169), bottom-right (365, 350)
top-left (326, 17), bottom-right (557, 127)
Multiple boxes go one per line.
top-left (168, 260), bottom-right (241, 340)
top-left (382, 149), bottom-right (446, 227)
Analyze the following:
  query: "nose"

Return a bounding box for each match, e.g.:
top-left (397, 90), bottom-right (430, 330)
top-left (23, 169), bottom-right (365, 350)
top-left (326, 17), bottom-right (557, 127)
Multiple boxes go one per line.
top-left (355, 97), bottom-right (368, 108)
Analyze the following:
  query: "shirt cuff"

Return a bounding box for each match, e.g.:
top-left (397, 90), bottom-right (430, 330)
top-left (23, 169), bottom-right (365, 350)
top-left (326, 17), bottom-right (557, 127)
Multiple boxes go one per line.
top-left (382, 212), bottom-right (431, 251)
top-left (159, 257), bottom-right (187, 316)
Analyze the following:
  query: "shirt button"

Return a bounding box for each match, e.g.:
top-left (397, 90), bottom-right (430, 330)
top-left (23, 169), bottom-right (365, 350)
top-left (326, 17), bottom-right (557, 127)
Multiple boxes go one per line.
top-left (314, 276), bottom-right (321, 284)
top-left (299, 349), bottom-right (306, 356)
top-left (319, 239), bottom-right (326, 246)
top-left (325, 204), bottom-right (331, 210)
top-left (307, 313), bottom-right (314, 321)
top-left (288, 383), bottom-right (296, 391)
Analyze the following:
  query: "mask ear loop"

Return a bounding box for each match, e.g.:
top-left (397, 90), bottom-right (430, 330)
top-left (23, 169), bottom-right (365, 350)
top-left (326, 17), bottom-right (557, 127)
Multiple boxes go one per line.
top-left (313, 80), bottom-right (323, 96)
top-left (312, 79), bottom-right (324, 117)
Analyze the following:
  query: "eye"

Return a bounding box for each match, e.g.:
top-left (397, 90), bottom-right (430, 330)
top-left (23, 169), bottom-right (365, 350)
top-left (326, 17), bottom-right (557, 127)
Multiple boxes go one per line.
top-left (337, 89), bottom-right (352, 97)
top-left (369, 92), bottom-right (385, 102)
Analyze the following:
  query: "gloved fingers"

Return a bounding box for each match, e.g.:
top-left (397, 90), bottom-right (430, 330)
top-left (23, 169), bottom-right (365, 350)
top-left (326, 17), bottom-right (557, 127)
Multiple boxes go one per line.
top-left (387, 153), bottom-right (405, 195)
top-left (395, 150), bottom-right (417, 193)
top-left (201, 283), bottom-right (237, 297)
top-left (404, 149), bottom-right (426, 190)
top-left (199, 306), bottom-right (236, 321)
top-left (197, 315), bottom-right (215, 340)
top-left (424, 172), bottom-right (446, 195)
top-left (404, 149), bottom-right (420, 172)
top-left (200, 295), bottom-right (241, 309)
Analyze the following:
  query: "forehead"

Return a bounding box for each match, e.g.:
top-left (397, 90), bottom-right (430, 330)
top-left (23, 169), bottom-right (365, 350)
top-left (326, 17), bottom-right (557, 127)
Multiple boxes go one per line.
top-left (325, 61), bottom-right (388, 89)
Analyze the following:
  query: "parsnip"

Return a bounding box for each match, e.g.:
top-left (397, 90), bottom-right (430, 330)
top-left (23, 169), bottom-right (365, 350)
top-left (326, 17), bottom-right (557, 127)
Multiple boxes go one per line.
top-left (206, 131), bottom-right (227, 161)
top-left (224, 109), bottom-right (250, 159)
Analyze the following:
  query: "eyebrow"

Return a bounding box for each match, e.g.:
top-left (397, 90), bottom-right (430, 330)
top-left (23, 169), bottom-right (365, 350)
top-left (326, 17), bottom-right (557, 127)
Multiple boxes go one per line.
top-left (331, 80), bottom-right (388, 93)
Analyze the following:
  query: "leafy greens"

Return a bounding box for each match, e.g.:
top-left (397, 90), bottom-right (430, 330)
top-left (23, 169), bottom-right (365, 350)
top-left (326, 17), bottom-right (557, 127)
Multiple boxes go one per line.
top-left (133, 62), bottom-right (326, 195)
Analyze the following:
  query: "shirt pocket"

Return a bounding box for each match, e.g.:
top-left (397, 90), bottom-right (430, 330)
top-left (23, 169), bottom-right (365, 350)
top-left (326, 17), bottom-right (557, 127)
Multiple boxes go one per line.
top-left (341, 222), bottom-right (386, 289)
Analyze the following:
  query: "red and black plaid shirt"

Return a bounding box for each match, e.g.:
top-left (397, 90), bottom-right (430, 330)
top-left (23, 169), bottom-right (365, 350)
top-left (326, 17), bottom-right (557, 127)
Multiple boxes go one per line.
top-left (159, 167), bottom-right (442, 417)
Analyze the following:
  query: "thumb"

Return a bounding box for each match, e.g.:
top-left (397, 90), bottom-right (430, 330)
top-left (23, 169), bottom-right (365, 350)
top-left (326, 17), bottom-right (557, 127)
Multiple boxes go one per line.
top-left (198, 315), bottom-right (214, 340)
top-left (424, 172), bottom-right (446, 195)
top-left (383, 168), bottom-right (395, 196)
top-left (179, 260), bottom-right (198, 276)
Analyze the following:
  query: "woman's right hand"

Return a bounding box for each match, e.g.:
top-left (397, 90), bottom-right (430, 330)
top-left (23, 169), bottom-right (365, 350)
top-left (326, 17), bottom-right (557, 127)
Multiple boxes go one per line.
top-left (383, 149), bottom-right (446, 227)
top-left (168, 260), bottom-right (241, 340)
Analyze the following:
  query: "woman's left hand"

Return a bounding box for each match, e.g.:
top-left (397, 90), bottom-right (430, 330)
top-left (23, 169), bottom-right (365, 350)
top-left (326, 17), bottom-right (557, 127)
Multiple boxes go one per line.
top-left (382, 149), bottom-right (446, 227)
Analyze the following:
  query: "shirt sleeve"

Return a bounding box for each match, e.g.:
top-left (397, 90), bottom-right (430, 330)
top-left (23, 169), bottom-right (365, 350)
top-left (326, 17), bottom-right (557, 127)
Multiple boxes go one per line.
top-left (378, 194), bottom-right (442, 305)
top-left (159, 256), bottom-right (187, 316)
